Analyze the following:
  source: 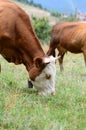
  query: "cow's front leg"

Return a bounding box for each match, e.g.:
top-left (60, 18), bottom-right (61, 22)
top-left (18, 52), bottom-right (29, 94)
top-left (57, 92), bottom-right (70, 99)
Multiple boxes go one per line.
top-left (58, 52), bottom-right (65, 72)
top-left (82, 49), bottom-right (86, 67)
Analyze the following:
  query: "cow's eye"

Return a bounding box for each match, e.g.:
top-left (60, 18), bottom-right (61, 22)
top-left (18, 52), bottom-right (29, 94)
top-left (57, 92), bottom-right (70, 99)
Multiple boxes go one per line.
top-left (46, 74), bottom-right (51, 79)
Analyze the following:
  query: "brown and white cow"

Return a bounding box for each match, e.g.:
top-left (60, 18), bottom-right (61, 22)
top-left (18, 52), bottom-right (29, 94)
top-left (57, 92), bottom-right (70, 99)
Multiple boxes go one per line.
top-left (47, 21), bottom-right (86, 71)
top-left (0, 0), bottom-right (59, 95)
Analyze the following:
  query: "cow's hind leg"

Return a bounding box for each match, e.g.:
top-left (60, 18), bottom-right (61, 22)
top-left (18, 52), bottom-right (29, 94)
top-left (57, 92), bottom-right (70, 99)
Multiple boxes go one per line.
top-left (58, 52), bottom-right (65, 72)
top-left (82, 49), bottom-right (86, 66)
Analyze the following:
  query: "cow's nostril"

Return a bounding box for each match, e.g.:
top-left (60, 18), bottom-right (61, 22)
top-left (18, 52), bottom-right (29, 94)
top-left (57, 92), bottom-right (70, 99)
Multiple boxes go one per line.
top-left (28, 80), bottom-right (33, 88)
top-left (46, 74), bottom-right (51, 79)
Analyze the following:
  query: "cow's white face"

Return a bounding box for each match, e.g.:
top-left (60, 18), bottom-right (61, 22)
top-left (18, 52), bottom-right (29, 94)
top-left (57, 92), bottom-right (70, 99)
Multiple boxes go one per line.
top-left (31, 56), bottom-right (57, 96)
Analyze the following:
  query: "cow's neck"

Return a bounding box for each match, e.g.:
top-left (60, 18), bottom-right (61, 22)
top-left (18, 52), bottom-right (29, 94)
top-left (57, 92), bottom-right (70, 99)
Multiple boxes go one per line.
top-left (15, 17), bottom-right (45, 71)
top-left (17, 34), bottom-right (45, 71)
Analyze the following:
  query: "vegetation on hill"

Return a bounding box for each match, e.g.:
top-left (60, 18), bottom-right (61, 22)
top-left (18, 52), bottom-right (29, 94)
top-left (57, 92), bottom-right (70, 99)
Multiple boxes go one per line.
top-left (15, 0), bottom-right (47, 10)
top-left (32, 17), bottom-right (51, 44)
top-left (13, 0), bottom-right (79, 44)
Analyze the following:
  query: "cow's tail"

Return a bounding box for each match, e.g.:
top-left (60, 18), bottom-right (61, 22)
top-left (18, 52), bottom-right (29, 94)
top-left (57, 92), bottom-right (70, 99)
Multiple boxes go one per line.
top-left (47, 47), bottom-right (56, 57)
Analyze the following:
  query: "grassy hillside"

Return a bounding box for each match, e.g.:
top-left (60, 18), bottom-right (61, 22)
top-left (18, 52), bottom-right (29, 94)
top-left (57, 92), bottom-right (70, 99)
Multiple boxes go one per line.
top-left (12, 0), bottom-right (59, 26)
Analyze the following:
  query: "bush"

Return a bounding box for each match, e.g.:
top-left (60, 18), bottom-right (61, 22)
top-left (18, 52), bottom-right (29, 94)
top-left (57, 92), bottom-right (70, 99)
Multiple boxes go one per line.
top-left (16, 0), bottom-right (28, 4)
top-left (32, 16), bottom-right (51, 44)
top-left (51, 11), bottom-right (61, 17)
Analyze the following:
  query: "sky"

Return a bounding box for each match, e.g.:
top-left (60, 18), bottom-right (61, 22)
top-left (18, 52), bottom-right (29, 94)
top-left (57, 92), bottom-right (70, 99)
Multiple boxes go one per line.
top-left (33, 0), bottom-right (86, 14)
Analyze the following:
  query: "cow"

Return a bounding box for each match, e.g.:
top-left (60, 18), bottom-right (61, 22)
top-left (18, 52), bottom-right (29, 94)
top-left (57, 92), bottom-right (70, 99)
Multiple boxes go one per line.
top-left (0, 0), bottom-right (59, 95)
top-left (47, 21), bottom-right (86, 71)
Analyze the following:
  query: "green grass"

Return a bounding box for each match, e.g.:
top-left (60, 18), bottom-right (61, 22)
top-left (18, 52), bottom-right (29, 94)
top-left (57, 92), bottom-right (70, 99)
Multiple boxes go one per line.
top-left (0, 53), bottom-right (86, 130)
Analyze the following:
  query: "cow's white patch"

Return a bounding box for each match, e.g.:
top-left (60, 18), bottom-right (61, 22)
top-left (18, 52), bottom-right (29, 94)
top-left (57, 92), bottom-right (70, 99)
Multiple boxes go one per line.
top-left (31, 56), bottom-right (56, 96)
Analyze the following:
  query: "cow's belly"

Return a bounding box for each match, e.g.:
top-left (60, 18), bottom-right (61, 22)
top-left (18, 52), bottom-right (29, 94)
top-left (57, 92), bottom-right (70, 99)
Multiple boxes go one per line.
top-left (1, 48), bottom-right (23, 64)
top-left (68, 47), bottom-right (82, 53)
top-left (61, 41), bottom-right (82, 54)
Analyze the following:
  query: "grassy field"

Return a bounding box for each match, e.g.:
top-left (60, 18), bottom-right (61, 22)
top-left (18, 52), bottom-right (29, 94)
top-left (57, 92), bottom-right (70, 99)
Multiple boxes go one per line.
top-left (0, 1), bottom-right (86, 130)
top-left (0, 52), bottom-right (86, 130)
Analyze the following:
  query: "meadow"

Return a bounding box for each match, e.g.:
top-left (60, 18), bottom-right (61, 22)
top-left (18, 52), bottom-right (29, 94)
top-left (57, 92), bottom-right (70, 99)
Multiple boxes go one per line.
top-left (0, 51), bottom-right (86, 130)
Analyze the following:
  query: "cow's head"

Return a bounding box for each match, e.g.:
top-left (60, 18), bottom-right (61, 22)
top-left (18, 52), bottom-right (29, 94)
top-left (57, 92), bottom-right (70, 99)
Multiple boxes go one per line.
top-left (29, 56), bottom-right (59, 96)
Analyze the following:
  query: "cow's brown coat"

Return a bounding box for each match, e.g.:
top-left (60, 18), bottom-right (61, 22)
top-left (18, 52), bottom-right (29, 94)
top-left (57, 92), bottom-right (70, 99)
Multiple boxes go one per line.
top-left (47, 22), bottom-right (86, 71)
top-left (0, 0), bottom-right (56, 95)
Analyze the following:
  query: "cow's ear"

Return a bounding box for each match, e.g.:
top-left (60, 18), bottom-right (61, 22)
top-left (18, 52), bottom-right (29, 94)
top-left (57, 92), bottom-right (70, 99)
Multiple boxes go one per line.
top-left (34, 57), bottom-right (50, 68)
top-left (34, 58), bottom-right (43, 68)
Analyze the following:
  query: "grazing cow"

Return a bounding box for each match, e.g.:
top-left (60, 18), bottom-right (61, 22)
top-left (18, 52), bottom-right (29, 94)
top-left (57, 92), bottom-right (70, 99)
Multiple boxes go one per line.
top-left (47, 21), bottom-right (86, 71)
top-left (0, 0), bottom-right (59, 95)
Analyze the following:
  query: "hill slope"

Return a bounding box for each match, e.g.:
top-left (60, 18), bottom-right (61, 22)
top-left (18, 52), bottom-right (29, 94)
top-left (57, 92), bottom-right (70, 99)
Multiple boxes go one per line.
top-left (13, 0), bottom-right (58, 26)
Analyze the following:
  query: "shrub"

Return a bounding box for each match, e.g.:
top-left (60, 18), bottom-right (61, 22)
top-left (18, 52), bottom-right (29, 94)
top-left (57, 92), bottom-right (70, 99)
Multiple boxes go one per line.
top-left (51, 11), bottom-right (61, 17)
top-left (32, 16), bottom-right (51, 44)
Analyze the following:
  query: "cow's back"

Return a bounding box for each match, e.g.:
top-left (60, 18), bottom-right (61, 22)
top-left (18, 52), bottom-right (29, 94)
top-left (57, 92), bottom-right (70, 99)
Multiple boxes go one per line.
top-left (0, 0), bottom-right (18, 38)
top-left (0, 0), bottom-right (34, 53)
top-left (51, 22), bottom-right (86, 53)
